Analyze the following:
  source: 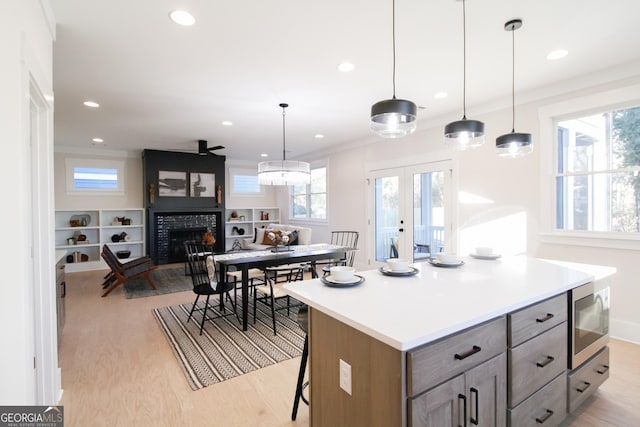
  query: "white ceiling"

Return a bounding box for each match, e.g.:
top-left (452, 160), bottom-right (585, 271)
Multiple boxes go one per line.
top-left (52, 0), bottom-right (640, 161)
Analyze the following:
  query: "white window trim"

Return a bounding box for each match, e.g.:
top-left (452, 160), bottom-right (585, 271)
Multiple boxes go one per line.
top-left (65, 157), bottom-right (125, 196)
top-left (288, 159), bottom-right (329, 225)
top-left (228, 166), bottom-right (264, 197)
top-left (538, 82), bottom-right (640, 250)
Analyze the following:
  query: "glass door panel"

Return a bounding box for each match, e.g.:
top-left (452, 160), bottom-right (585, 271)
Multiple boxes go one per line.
top-left (374, 175), bottom-right (400, 262)
top-left (412, 171), bottom-right (445, 262)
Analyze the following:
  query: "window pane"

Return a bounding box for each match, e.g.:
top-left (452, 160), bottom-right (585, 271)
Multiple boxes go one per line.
top-left (291, 184), bottom-right (306, 196)
top-left (310, 194), bottom-right (326, 219)
top-left (233, 174), bottom-right (260, 193)
top-left (73, 167), bottom-right (118, 190)
top-left (612, 106), bottom-right (640, 168)
top-left (292, 195), bottom-right (307, 218)
top-left (310, 167), bottom-right (326, 193)
top-left (556, 171), bottom-right (639, 232)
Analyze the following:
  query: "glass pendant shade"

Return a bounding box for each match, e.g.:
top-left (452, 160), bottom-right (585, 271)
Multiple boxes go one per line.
top-left (444, 119), bottom-right (485, 150)
top-left (371, 98), bottom-right (417, 138)
top-left (257, 160), bottom-right (311, 186)
top-left (495, 132), bottom-right (533, 157)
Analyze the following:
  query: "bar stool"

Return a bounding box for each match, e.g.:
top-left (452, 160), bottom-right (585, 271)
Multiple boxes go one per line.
top-left (291, 305), bottom-right (309, 420)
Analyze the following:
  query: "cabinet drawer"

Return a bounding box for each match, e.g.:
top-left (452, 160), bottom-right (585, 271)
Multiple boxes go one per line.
top-left (56, 261), bottom-right (65, 284)
top-left (568, 346), bottom-right (610, 413)
top-left (508, 293), bottom-right (567, 347)
top-left (407, 317), bottom-right (506, 397)
top-left (508, 322), bottom-right (567, 407)
top-left (508, 373), bottom-right (566, 427)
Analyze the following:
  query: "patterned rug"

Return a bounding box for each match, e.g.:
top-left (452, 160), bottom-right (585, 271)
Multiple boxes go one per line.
top-left (124, 267), bottom-right (192, 299)
top-left (152, 297), bottom-right (305, 390)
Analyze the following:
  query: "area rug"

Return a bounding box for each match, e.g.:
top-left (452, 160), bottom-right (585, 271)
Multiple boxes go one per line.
top-left (152, 298), bottom-right (305, 390)
top-left (124, 267), bottom-right (192, 299)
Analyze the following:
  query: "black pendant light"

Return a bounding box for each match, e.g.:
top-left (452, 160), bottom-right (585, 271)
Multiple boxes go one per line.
top-left (370, 0), bottom-right (417, 138)
top-left (496, 19), bottom-right (533, 157)
top-left (444, 0), bottom-right (485, 150)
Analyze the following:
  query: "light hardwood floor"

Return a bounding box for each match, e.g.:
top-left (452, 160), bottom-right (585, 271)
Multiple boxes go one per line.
top-left (59, 268), bottom-right (640, 426)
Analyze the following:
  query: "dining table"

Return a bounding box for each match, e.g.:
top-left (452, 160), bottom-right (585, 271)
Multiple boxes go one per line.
top-left (215, 243), bottom-right (347, 331)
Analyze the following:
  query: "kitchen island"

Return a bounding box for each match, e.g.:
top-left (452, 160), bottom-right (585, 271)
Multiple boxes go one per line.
top-left (283, 256), bottom-right (615, 427)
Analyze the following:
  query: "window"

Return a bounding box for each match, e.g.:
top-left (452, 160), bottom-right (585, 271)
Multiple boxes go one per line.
top-left (229, 167), bottom-right (263, 195)
top-left (65, 158), bottom-right (124, 195)
top-left (555, 105), bottom-right (640, 233)
top-left (291, 167), bottom-right (326, 220)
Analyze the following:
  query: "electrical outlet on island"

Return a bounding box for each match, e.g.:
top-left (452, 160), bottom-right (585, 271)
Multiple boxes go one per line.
top-left (339, 359), bottom-right (352, 395)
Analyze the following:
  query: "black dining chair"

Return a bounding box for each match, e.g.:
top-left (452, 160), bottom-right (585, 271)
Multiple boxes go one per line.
top-left (184, 242), bottom-right (239, 335)
top-left (319, 231), bottom-right (359, 276)
top-left (253, 265), bottom-right (304, 335)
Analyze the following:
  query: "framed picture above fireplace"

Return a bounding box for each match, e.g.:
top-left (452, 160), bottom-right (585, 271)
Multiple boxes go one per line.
top-left (158, 170), bottom-right (187, 197)
top-left (190, 172), bottom-right (215, 197)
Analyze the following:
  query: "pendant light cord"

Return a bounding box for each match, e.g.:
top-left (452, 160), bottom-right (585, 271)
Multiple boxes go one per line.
top-left (281, 105), bottom-right (287, 161)
top-left (510, 24), bottom-right (516, 133)
top-left (462, 0), bottom-right (467, 119)
top-left (392, 0), bottom-right (397, 99)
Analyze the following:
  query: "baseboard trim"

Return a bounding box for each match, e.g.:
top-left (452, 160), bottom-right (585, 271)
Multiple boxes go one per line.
top-left (610, 317), bottom-right (640, 345)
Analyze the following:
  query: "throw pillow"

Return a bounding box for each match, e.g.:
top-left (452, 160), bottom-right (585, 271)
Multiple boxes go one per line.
top-left (262, 230), bottom-right (281, 246)
top-left (287, 230), bottom-right (299, 245)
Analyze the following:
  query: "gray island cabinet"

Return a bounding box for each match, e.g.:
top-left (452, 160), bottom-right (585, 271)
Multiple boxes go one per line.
top-left (284, 256), bottom-right (615, 427)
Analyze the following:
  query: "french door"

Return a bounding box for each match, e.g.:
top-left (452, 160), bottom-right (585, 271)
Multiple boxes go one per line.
top-left (368, 161), bottom-right (454, 266)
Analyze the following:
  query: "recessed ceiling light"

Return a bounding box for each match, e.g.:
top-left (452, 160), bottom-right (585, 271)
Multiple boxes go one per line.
top-left (169, 10), bottom-right (195, 26)
top-left (260, 153), bottom-right (268, 157)
top-left (337, 62), bottom-right (355, 72)
top-left (547, 49), bottom-right (568, 60)
top-left (83, 101), bottom-right (100, 108)
top-left (434, 92), bottom-right (448, 100)
top-left (92, 138), bottom-right (104, 144)
top-left (221, 121), bottom-right (233, 126)
top-left (314, 134), bottom-right (324, 139)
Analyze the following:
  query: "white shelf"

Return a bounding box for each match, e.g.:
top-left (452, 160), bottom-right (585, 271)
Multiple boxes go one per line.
top-left (224, 207), bottom-right (280, 251)
top-left (55, 208), bottom-right (145, 272)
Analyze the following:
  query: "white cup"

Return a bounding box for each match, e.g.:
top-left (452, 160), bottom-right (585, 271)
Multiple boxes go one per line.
top-left (330, 266), bottom-right (355, 281)
top-left (387, 258), bottom-right (410, 271)
top-left (436, 253), bottom-right (459, 264)
top-left (475, 247), bottom-right (493, 256)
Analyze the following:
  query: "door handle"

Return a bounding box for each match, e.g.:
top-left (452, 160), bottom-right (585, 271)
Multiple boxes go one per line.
top-left (458, 394), bottom-right (467, 427)
top-left (398, 228), bottom-right (404, 232)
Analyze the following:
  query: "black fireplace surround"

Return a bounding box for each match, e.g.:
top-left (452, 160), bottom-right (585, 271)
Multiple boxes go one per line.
top-left (148, 209), bottom-right (224, 265)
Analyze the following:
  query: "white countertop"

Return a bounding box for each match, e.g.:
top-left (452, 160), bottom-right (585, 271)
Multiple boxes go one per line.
top-left (56, 249), bottom-right (67, 264)
top-left (283, 255), bottom-right (615, 351)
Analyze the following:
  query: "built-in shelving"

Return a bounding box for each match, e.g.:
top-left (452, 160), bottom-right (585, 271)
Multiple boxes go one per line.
top-left (55, 209), bottom-right (145, 272)
top-left (224, 207), bottom-right (280, 251)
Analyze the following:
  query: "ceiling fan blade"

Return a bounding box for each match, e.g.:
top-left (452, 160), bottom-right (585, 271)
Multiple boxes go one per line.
top-left (207, 145), bottom-right (224, 151)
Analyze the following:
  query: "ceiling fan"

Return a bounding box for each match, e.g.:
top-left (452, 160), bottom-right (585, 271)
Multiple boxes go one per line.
top-left (197, 139), bottom-right (225, 156)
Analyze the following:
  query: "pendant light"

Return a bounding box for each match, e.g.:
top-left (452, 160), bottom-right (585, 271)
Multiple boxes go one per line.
top-left (257, 103), bottom-right (311, 186)
top-left (444, 0), bottom-right (485, 150)
top-left (370, 0), bottom-right (417, 138)
top-left (496, 19), bottom-right (532, 157)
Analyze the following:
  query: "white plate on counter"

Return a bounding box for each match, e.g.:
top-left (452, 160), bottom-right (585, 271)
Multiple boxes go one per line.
top-left (321, 274), bottom-right (365, 287)
top-left (470, 253), bottom-right (502, 260)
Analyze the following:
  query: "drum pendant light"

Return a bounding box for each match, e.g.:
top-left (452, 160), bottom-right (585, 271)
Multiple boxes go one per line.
top-left (257, 103), bottom-right (311, 186)
top-left (496, 19), bottom-right (533, 157)
top-left (444, 0), bottom-right (485, 150)
top-left (370, 0), bottom-right (417, 138)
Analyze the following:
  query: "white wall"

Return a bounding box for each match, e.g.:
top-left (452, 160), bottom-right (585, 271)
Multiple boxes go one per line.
top-left (1, 0), bottom-right (57, 404)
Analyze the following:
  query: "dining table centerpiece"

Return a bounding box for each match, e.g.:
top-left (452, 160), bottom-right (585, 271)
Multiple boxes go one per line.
top-left (267, 230), bottom-right (295, 252)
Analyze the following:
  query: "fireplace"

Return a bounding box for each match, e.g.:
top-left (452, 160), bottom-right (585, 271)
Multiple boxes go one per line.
top-left (148, 209), bottom-right (223, 264)
top-left (168, 227), bottom-right (207, 264)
